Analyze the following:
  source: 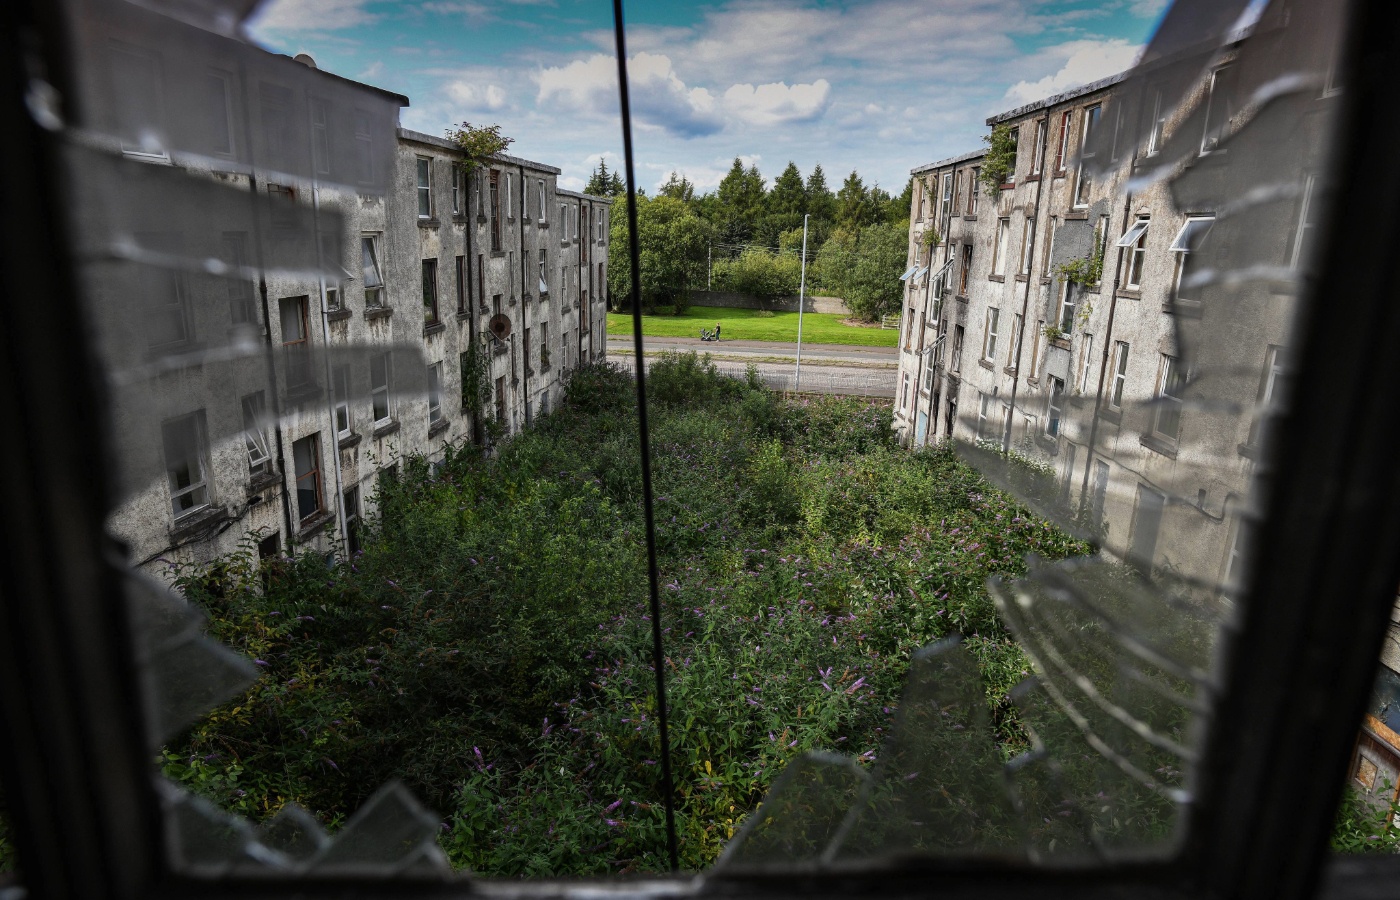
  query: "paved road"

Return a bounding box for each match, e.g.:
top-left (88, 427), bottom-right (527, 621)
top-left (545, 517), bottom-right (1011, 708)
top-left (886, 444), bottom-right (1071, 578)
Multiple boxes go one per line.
top-left (605, 336), bottom-right (899, 397)
top-left (606, 335), bottom-right (898, 366)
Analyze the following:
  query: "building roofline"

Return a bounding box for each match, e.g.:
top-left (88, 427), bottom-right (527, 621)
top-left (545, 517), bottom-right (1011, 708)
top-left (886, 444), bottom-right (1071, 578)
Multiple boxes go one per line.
top-left (911, 148), bottom-right (985, 175)
top-left (295, 59), bottom-right (409, 107)
top-left (555, 188), bottom-right (614, 204)
top-left (987, 71), bottom-right (1128, 125)
top-left (395, 128), bottom-right (563, 174)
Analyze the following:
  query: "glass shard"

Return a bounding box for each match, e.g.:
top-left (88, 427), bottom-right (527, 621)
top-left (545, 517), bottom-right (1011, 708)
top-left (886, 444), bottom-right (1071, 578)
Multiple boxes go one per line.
top-left (718, 752), bottom-right (868, 870)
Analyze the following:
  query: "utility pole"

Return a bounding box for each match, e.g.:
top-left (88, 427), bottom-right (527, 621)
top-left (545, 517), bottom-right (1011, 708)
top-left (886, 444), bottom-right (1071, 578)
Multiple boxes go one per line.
top-left (795, 213), bottom-right (809, 393)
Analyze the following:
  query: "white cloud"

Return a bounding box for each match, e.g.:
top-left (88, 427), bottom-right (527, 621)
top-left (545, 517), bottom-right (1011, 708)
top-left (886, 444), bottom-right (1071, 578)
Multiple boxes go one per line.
top-left (246, 0), bottom-right (377, 31)
top-left (1129, 0), bottom-right (1168, 17)
top-left (446, 80), bottom-right (507, 111)
top-left (722, 79), bottom-right (831, 126)
top-left (538, 52), bottom-right (722, 137)
top-left (1003, 39), bottom-right (1141, 107)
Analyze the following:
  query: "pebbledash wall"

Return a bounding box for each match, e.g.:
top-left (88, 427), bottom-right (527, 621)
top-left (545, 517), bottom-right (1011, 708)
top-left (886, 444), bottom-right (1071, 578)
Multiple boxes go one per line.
top-left (890, 15), bottom-right (1400, 809)
top-left (103, 50), bottom-right (610, 578)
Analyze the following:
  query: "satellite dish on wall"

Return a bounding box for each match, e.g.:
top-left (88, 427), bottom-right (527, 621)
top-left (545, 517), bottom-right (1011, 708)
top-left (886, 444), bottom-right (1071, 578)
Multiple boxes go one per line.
top-left (488, 314), bottom-right (512, 341)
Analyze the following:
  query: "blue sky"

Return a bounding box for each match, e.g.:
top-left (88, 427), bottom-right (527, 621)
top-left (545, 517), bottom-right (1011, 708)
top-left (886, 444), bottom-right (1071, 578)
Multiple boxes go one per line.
top-left (247, 0), bottom-right (1168, 193)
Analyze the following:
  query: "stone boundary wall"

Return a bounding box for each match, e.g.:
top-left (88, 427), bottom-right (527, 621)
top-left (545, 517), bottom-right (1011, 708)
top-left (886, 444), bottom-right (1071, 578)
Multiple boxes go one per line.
top-left (686, 290), bottom-right (851, 315)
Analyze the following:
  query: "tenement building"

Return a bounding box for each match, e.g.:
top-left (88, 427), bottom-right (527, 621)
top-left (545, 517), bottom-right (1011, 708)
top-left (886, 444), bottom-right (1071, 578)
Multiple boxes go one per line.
top-left (892, 8), bottom-right (1391, 799)
top-left (86, 6), bottom-right (610, 578)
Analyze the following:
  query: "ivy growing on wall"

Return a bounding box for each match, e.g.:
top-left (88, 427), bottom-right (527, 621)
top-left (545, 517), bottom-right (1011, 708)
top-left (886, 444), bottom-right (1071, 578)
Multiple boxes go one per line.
top-left (979, 124), bottom-right (1018, 193)
top-left (445, 122), bottom-right (514, 173)
top-left (1054, 223), bottom-right (1105, 288)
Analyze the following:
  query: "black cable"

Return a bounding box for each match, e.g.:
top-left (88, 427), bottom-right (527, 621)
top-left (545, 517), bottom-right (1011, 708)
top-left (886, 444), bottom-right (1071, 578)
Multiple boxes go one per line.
top-left (610, 0), bottom-right (681, 873)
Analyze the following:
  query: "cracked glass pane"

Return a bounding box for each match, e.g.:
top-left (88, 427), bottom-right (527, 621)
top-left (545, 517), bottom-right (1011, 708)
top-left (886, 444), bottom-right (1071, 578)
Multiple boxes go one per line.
top-left (44, 0), bottom-right (1352, 881)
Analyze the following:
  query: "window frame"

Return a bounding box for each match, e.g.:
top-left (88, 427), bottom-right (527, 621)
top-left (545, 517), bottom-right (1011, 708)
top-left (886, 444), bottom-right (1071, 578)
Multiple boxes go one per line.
top-left (1110, 341), bottom-right (1130, 409)
top-left (291, 433), bottom-right (323, 524)
top-left (422, 258), bottom-right (439, 326)
top-left (1073, 103), bottom-right (1101, 208)
top-left (416, 156), bottom-right (432, 219)
top-left (981, 307), bottom-right (1000, 362)
top-left (362, 234), bottom-right (385, 308)
top-left (162, 410), bottom-right (211, 520)
top-left (427, 361), bottom-right (443, 426)
top-left (992, 217), bottom-right (1010, 277)
top-left (370, 351), bottom-right (393, 426)
top-left (1151, 353), bottom-right (1184, 442)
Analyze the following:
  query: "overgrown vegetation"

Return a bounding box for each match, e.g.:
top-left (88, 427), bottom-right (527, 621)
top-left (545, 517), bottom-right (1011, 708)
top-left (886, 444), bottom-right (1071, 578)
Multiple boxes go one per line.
top-left (446, 122), bottom-right (514, 173)
top-left (1054, 223), bottom-right (1105, 288)
top-left (160, 356), bottom-right (1089, 874)
top-left (1330, 786), bottom-right (1400, 853)
top-left (979, 124), bottom-right (1018, 193)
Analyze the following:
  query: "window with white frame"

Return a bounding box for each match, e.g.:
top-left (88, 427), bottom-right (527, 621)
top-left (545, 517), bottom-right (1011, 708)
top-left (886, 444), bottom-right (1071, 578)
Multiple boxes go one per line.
top-left (1029, 320), bottom-right (1043, 378)
top-left (1019, 218), bottom-right (1035, 276)
top-left (1091, 459), bottom-right (1110, 525)
top-left (1005, 127), bottom-right (1019, 184)
top-left (1079, 333), bottom-right (1094, 392)
top-left (939, 173), bottom-right (952, 221)
top-left (1056, 279), bottom-right (1076, 333)
top-left (1110, 341), bottom-right (1130, 408)
top-left (162, 411), bottom-right (210, 520)
top-left (145, 266), bottom-right (191, 349)
top-left (279, 295), bottom-right (312, 388)
top-left (370, 352), bottom-right (393, 426)
top-left (982, 307), bottom-right (1000, 361)
top-left (1031, 118), bottom-right (1047, 175)
top-left (1170, 214), bottom-right (1215, 301)
top-left (969, 167), bottom-right (981, 215)
top-left (205, 70), bottom-right (235, 157)
top-left (538, 179), bottom-right (546, 221)
top-left (353, 109), bottom-right (374, 183)
top-left (1129, 484), bottom-right (1166, 570)
top-left (1146, 88), bottom-right (1166, 155)
top-left (362, 235), bottom-right (384, 308)
top-left (977, 391), bottom-right (991, 439)
top-left (1152, 354), bottom-right (1184, 441)
top-left (1201, 65), bottom-right (1237, 153)
top-left (1074, 104), bottom-right (1101, 208)
top-left (1043, 216), bottom-right (1058, 277)
top-left (506, 172), bottom-right (513, 220)
top-left (428, 362), bottom-right (443, 426)
top-left (1008, 313), bottom-right (1022, 369)
top-left (1248, 344), bottom-right (1285, 447)
top-left (1118, 216), bottom-right (1151, 290)
top-left (1290, 174), bottom-right (1317, 269)
top-left (1046, 375), bottom-right (1065, 437)
top-left (416, 157), bottom-right (432, 219)
top-left (241, 392), bottom-right (271, 476)
top-left (1053, 109), bottom-right (1072, 172)
top-left (993, 218), bottom-right (1010, 277)
top-left (451, 167), bottom-right (460, 215)
top-left (292, 433), bottom-right (322, 523)
top-left (333, 366), bottom-right (352, 438)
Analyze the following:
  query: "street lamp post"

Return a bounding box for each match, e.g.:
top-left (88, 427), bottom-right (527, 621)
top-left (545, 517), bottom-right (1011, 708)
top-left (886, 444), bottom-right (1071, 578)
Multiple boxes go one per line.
top-left (795, 213), bottom-right (809, 393)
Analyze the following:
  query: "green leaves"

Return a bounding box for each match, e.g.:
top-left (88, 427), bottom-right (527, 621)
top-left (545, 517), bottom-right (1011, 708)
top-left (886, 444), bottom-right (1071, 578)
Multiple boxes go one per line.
top-left (980, 123), bottom-right (1018, 193)
top-left (444, 122), bottom-right (513, 173)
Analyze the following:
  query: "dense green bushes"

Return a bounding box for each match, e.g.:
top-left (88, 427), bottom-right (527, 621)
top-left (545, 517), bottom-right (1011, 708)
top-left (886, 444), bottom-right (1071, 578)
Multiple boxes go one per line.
top-left (160, 356), bottom-right (1088, 874)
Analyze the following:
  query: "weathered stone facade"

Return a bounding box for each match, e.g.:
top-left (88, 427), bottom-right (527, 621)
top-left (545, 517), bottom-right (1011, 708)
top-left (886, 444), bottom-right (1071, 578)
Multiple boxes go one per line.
top-left (98, 45), bottom-right (610, 577)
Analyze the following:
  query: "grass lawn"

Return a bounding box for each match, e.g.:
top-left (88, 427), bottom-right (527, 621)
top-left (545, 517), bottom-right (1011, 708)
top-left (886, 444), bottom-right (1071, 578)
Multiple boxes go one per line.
top-left (606, 305), bottom-right (899, 347)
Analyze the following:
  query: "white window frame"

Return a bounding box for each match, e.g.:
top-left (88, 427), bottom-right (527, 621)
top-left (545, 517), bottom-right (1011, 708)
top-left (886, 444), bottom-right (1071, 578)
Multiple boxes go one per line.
top-left (1019, 218), bottom-right (1035, 276)
top-left (416, 157), bottom-right (432, 219)
top-left (1008, 313), bottom-right (1022, 369)
top-left (371, 352), bottom-right (393, 426)
top-left (1118, 216), bottom-right (1151, 290)
top-left (292, 433), bottom-right (323, 523)
top-left (1043, 216), bottom-right (1058, 277)
top-left (162, 411), bottom-right (211, 520)
top-left (1079, 333), bottom-right (1094, 392)
top-left (1031, 118), bottom-right (1047, 175)
top-left (1045, 376), bottom-right (1065, 437)
top-left (506, 172), bottom-right (514, 221)
top-left (1073, 104), bottom-right (1101, 208)
top-left (1201, 65), bottom-right (1235, 154)
top-left (1291, 174), bottom-right (1317, 269)
top-left (1056, 279), bottom-right (1076, 332)
top-left (451, 168), bottom-right (461, 216)
top-left (1110, 341), bottom-right (1130, 408)
top-left (333, 366), bottom-right (352, 438)
top-left (428, 362), bottom-right (443, 425)
top-left (993, 217), bottom-right (1010, 277)
top-left (538, 179), bottom-right (547, 221)
top-left (982, 307), bottom-right (1000, 361)
top-left (1169, 214), bottom-right (1215, 300)
top-left (241, 393), bottom-right (271, 474)
top-left (1152, 354), bottom-right (1184, 441)
top-left (362, 234), bottom-right (385, 308)
top-left (1146, 89), bottom-right (1166, 156)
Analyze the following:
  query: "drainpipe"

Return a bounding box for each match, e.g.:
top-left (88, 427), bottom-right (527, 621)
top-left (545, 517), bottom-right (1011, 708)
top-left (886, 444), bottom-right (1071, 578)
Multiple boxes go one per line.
top-left (464, 159), bottom-right (478, 445)
top-left (235, 57), bottom-right (295, 553)
top-left (311, 182), bottom-right (348, 557)
top-left (1079, 192), bottom-right (1133, 517)
top-left (1004, 115), bottom-right (1053, 455)
top-left (519, 163), bottom-right (529, 427)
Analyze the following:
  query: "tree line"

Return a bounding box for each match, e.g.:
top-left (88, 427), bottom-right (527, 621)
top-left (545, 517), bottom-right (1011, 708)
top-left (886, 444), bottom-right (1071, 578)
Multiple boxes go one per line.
top-left (585, 158), bottom-right (913, 321)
